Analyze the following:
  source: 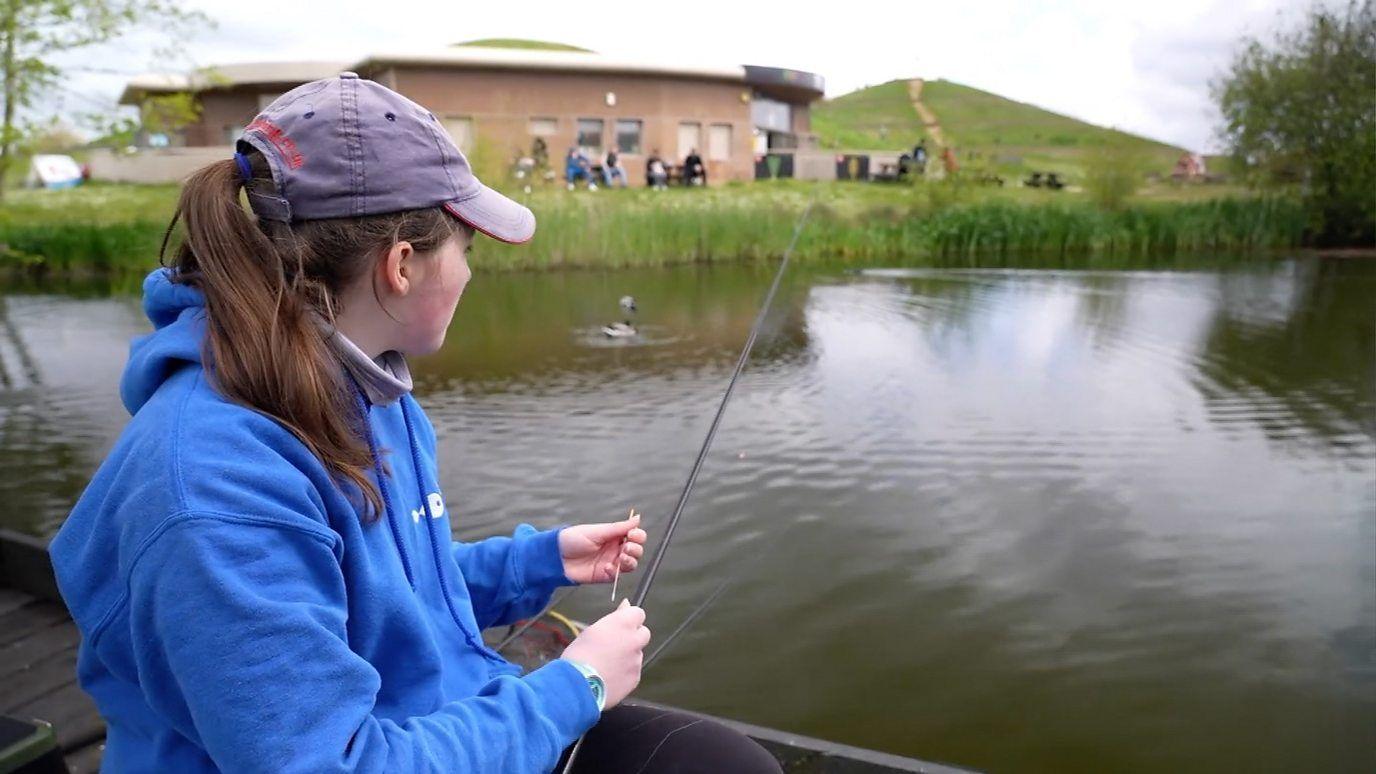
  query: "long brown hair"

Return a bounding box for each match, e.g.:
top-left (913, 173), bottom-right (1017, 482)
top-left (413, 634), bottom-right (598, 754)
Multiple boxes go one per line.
top-left (162, 147), bottom-right (463, 519)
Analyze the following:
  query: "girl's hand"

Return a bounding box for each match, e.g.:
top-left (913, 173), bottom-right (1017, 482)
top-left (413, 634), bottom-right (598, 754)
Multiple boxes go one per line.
top-left (561, 600), bottom-right (650, 709)
top-left (558, 511), bottom-right (646, 584)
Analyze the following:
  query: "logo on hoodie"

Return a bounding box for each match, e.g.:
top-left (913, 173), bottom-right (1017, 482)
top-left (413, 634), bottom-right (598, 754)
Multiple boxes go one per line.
top-left (411, 492), bottom-right (445, 523)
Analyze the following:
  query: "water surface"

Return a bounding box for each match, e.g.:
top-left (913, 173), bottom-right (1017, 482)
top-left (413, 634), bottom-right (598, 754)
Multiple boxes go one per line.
top-left (2, 258), bottom-right (1373, 772)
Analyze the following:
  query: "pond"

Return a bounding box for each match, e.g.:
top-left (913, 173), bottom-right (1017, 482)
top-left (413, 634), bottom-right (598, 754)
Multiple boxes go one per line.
top-left (1, 257), bottom-right (1373, 772)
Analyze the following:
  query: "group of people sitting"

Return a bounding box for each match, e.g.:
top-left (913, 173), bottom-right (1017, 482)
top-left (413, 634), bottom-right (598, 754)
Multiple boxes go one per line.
top-left (565, 146), bottom-right (707, 191)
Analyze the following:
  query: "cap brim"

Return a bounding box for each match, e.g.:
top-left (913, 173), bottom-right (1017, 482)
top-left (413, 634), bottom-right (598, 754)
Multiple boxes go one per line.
top-left (443, 184), bottom-right (535, 245)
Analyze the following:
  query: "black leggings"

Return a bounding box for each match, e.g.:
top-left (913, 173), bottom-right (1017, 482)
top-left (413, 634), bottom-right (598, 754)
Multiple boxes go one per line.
top-left (559, 703), bottom-right (782, 774)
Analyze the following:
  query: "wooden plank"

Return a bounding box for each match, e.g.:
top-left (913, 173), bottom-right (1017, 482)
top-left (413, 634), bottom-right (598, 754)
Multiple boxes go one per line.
top-left (11, 681), bottom-right (104, 752)
top-left (64, 740), bottom-right (105, 774)
top-left (0, 618), bottom-right (81, 682)
top-left (0, 601), bottom-right (70, 648)
top-left (4, 645), bottom-right (80, 714)
top-left (0, 587), bottom-right (31, 616)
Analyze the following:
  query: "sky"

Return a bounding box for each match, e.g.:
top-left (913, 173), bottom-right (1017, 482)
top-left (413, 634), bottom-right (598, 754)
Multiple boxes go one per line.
top-left (49, 0), bottom-right (1310, 152)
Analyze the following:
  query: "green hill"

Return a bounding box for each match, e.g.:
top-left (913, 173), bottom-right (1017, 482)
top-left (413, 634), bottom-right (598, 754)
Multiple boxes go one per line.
top-left (812, 78), bottom-right (1184, 179)
top-left (452, 39), bottom-right (593, 52)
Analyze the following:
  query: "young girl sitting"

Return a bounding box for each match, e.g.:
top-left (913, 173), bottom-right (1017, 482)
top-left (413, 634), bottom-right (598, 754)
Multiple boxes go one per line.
top-left (50, 73), bottom-right (781, 773)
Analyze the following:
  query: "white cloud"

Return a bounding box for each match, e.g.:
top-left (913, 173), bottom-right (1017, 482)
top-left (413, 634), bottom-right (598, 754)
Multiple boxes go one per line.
top-left (44, 0), bottom-right (1305, 151)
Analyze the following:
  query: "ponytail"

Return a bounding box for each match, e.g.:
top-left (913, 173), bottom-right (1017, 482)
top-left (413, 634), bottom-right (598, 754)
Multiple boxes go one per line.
top-left (163, 150), bottom-right (461, 520)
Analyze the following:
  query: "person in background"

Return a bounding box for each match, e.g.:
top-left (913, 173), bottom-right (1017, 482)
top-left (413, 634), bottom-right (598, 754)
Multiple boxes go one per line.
top-left (565, 146), bottom-right (597, 191)
top-left (602, 145), bottom-right (628, 188)
top-left (683, 148), bottom-right (706, 186)
top-left (912, 140), bottom-right (928, 176)
top-left (532, 137), bottom-right (550, 173)
top-left (645, 149), bottom-right (668, 190)
top-left (942, 145), bottom-right (959, 176)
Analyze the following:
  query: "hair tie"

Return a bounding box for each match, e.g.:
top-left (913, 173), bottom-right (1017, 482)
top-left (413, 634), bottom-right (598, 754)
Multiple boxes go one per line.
top-left (233, 151), bottom-right (253, 184)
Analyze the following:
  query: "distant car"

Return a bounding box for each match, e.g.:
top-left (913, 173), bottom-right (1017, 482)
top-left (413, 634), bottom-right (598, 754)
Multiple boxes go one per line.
top-left (27, 154), bottom-right (83, 189)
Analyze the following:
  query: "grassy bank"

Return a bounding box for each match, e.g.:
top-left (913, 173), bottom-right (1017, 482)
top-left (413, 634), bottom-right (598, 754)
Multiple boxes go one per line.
top-left (0, 180), bottom-right (1304, 277)
top-left (811, 78), bottom-right (1188, 182)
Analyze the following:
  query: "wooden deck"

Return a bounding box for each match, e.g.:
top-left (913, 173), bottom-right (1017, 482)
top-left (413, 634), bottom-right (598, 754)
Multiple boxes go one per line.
top-left (1, 587), bottom-right (104, 772)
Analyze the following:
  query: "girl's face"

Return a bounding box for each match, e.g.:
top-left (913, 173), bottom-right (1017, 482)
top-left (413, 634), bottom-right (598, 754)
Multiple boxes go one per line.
top-left (396, 228), bottom-right (473, 356)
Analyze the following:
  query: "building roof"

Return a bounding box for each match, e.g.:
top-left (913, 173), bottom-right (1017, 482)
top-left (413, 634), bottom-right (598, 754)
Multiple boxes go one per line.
top-left (118, 61), bottom-right (351, 104)
top-left (355, 46), bottom-right (746, 83)
top-left (118, 48), bottom-right (825, 105)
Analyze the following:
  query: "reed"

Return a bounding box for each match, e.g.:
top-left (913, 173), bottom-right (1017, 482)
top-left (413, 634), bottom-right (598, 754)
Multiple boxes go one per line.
top-left (0, 182), bottom-right (1305, 277)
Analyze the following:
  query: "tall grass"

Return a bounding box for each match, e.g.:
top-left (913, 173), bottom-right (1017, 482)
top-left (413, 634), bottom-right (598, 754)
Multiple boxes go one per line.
top-left (500, 191), bottom-right (1305, 269)
top-left (0, 182), bottom-right (1306, 277)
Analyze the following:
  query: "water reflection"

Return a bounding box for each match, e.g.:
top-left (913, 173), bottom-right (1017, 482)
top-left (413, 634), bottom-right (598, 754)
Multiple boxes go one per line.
top-left (1, 259), bottom-right (1372, 772)
top-left (0, 295), bottom-right (144, 535)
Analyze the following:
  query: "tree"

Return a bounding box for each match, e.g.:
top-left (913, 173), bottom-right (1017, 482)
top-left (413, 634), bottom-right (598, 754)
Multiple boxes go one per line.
top-left (1083, 140), bottom-right (1147, 211)
top-left (1214, 1), bottom-right (1376, 245)
top-left (0, 0), bottom-right (207, 199)
top-left (139, 91), bottom-right (201, 139)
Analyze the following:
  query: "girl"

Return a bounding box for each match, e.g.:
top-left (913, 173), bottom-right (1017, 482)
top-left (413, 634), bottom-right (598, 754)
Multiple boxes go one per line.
top-left (50, 74), bottom-right (781, 773)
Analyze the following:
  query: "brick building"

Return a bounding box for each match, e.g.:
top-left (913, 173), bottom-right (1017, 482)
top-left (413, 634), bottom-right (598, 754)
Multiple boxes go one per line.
top-left (118, 46), bottom-right (824, 185)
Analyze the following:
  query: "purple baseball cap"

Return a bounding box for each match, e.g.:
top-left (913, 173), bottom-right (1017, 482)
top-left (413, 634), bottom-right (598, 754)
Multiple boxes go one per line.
top-left (236, 71), bottom-right (534, 244)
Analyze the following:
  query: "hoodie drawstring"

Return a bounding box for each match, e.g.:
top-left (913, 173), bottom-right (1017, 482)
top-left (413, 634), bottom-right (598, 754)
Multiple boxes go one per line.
top-left (353, 388), bottom-right (418, 589)
top-left (350, 381), bottom-right (507, 662)
top-left (399, 397), bottom-right (508, 664)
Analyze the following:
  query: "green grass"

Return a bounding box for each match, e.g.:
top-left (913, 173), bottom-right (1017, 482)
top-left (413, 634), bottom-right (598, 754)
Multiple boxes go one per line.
top-left (810, 80), bottom-right (921, 151)
top-left (0, 180), bottom-right (1304, 277)
top-left (451, 38), bottom-right (592, 52)
top-left (813, 79), bottom-right (1184, 180)
top-left (0, 183), bottom-right (176, 273)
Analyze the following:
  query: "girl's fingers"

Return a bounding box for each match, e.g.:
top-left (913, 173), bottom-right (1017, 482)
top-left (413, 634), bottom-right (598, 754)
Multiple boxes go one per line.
top-left (625, 542), bottom-right (644, 559)
top-left (619, 556), bottom-right (638, 572)
top-left (627, 528), bottom-right (647, 545)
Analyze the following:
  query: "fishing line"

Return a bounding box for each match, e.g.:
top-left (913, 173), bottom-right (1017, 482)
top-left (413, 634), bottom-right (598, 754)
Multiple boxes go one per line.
top-left (630, 192), bottom-right (817, 609)
top-left (558, 188), bottom-right (820, 774)
top-left (642, 579), bottom-right (731, 670)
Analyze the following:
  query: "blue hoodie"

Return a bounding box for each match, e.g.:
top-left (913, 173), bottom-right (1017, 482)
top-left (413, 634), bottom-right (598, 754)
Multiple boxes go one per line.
top-left (49, 270), bottom-right (599, 773)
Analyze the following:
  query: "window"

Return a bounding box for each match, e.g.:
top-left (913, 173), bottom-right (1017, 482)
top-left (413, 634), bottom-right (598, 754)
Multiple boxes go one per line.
top-left (750, 97), bottom-right (792, 133)
top-left (442, 116), bottom-right (473, 152)
top-left (529, 117), bottom-right (557, 136)
top-left (709, 123), bottom-right (732, 161)
top-left (614, 119), bottom-right (642, 154)
top-left (576, 118), bottom-right (604, 155)
top-left (677, 122), bottom-right (701, 160)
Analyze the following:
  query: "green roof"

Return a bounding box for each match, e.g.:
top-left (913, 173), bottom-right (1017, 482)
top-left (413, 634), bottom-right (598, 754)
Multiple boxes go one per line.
top-left (451, 39), bottom-right (593, 53)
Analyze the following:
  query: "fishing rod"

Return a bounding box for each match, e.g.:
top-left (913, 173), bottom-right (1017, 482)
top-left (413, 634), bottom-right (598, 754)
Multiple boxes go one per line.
top-left (559, 190), bottom-right (819, 774)
top-left (630, 195), bottom-right (816, 609)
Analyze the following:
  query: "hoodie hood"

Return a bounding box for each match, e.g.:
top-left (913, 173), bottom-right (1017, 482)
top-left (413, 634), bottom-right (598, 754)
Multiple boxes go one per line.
top-left (123, 268), bottom-right (414, 414)
top-left (121, 269), bottom-right (207, 415)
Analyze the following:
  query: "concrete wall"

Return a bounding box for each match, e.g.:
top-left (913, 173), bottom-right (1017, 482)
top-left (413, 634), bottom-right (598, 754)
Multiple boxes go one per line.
top-left (88, 146), bottom-right (231, 184)
top-left (792, 151), bottom-right (836, 181)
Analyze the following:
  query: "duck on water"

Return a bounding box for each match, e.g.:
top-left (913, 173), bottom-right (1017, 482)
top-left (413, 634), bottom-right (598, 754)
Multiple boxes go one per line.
top-left (602, 295), bottom-right (638, 338)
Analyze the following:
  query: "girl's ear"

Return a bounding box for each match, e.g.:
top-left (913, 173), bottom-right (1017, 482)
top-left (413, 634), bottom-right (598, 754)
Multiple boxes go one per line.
top-left (382, 240), bottom-right (415, 296)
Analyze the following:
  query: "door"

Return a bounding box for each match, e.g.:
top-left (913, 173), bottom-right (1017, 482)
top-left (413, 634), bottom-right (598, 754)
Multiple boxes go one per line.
top-left (441, 117), bottom-right (473, 153)
top-left (677, 122), bottom-right (701, 162)
top-left (708, 123), bottom-right (732, 161)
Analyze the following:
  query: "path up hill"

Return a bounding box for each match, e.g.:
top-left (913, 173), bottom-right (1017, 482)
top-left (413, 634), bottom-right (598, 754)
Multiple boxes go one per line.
top-left (812, 78), bottom-right (1184, 178)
